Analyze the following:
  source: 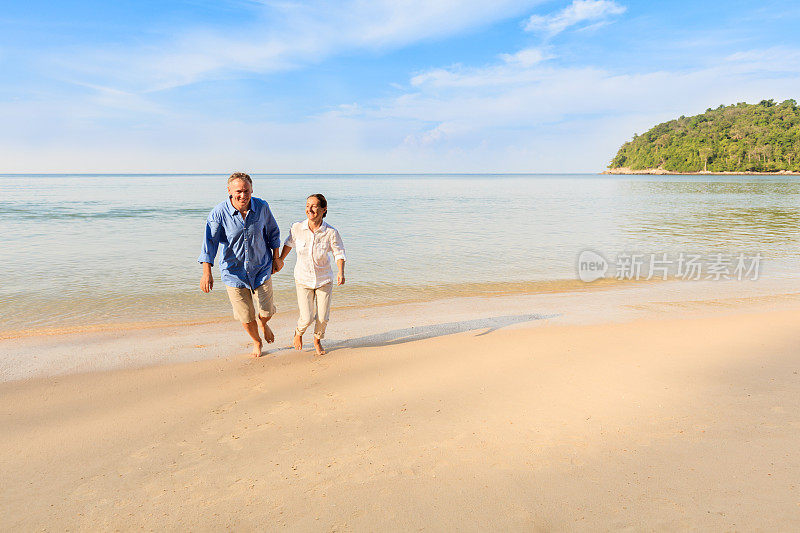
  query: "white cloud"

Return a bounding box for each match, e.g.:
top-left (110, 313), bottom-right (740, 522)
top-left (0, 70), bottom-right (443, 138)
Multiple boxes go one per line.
top-left (524, 0), bottom-right (626, 36)
top-left (724, 46), bottom-right (800, 72)
top-left (409, 52), bottom-right (554, 90)
top-left (499, 47), bottom-right (553, 67)
top-left (47, 0), bottom-right (546, 92)
top-left (9, 0), bottom-right (799, 175)
top-left (5, 38), bottom-right (800, 173)
top-left (325, 45), bottom-right (800, 171)
top-left (402, 122), bottom-right (466, 147)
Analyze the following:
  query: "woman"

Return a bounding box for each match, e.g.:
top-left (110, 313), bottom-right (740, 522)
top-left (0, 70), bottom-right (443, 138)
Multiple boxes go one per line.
top-left (278, 194), bottom-right (346, 355)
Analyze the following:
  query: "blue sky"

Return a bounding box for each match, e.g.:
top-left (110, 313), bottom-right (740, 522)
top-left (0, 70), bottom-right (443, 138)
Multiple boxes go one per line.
top-left (1, 0), bottom-right (799, 172)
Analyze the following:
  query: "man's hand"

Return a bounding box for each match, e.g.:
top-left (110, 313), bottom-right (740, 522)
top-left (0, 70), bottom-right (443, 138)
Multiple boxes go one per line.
top-left (337, 272), bottom-right (345, 285)
top-left (273, 256), bottom-right (284, 274)
top-left (201, 263), bottom-right (214, 293)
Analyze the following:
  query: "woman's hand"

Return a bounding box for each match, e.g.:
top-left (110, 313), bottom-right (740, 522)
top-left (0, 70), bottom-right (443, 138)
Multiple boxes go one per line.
top-left (336, 258), bottom-right (345, 285)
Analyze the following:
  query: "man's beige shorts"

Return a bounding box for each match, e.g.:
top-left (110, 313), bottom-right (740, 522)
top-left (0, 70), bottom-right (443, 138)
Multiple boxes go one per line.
top-left (226, 279), bottom-right (277, 323)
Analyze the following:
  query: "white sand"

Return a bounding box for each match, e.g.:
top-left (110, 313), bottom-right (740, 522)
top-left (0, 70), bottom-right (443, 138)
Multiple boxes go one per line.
top-left (2, 283), bottom-right (800, 529)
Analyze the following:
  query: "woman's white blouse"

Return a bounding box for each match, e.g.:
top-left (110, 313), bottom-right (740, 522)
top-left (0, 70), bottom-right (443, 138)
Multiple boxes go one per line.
top-left (284, 220), bottom-right (346, 289)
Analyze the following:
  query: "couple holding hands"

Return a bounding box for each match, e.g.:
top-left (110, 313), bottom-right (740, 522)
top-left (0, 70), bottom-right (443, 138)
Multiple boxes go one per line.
top-left (199, 172), bottom-right (346, 357)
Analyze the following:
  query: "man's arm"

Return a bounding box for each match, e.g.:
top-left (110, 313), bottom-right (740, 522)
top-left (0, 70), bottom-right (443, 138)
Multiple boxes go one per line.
top-left (263, 205), bottom-right (281, 251)
top-left (264, 205), bottom-right (282, 274)
top-left (198, 213), bottom-right (222, 292)
top-left (201, 262), bottom-right (214, 292)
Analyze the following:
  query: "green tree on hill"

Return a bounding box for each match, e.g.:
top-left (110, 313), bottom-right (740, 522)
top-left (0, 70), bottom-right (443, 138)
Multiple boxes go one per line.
top-left (609, 100), bottom-right (800, 172)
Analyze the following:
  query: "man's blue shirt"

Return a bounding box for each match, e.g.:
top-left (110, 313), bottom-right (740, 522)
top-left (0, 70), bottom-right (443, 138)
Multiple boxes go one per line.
top-left (198, 197), bottom-right (281, 289)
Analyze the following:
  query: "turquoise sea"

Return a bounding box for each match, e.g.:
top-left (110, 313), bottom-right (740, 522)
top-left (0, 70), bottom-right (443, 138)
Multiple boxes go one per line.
top-left (2, 174), bottom-right (799, 334)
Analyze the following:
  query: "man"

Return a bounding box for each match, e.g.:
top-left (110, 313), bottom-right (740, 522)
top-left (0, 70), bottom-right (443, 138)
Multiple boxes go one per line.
top-left (199, 172), bottom-right (285, 357)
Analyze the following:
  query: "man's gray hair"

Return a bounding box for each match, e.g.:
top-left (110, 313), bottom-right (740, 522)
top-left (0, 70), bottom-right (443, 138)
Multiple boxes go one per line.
top-left (228, 172), bottom-right (252, 185)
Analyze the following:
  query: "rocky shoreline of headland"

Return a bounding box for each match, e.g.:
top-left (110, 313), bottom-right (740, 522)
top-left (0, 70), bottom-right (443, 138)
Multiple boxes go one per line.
top-left (602, 167), bottom-right (800, 176)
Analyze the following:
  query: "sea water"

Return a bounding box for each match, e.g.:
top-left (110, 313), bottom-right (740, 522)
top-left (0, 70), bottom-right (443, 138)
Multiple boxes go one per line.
top-left (2, 174), bottom-right (799, 334)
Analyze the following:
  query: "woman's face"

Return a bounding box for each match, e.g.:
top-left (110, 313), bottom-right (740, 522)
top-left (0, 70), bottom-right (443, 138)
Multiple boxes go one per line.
top-left (306, 197), bottom-right (326, 224)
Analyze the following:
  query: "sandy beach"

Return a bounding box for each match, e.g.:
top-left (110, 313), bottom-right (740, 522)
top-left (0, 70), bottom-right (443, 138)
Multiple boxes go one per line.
top-left (2, 283), bottom-right (800, 530)
top-left (6, 0), bottom-right (800, 528)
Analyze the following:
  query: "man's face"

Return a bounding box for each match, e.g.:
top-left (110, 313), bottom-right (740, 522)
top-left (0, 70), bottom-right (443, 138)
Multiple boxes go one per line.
top-left (228, 179), bottom-right (252, 211)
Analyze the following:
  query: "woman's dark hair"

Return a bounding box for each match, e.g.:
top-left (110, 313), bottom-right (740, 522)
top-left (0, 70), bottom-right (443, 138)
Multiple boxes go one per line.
top-left (308, 193), bottom-right (327, 217)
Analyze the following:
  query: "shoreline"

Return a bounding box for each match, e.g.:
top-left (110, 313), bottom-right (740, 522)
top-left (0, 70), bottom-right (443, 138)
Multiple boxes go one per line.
top-left (602, 167), bottom-right (800, 176)
top-left (0, 277), bottom-right (646, 341)
top-left (3, 303), bottom-right (800, 529)
top-left (3, 277), bottom-right (800, 383)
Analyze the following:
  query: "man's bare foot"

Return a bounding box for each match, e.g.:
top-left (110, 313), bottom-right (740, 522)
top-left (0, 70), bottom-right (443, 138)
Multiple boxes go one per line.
top-left (314, 338), bottom-right (326, 356)
top-left (293, 333), bottom-right (303, 350)
top-left (259, 316), bottom-right (275, 343)
top-left (251, 341), bottom-right (263, 358)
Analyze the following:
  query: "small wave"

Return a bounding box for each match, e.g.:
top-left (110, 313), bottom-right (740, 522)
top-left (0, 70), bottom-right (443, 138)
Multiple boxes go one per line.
top-left (1, 206), bottom-right (210, 220)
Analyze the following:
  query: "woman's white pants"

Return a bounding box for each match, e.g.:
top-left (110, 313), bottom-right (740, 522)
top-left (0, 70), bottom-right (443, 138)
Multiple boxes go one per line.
top-left (295, 282), bottom-right (333, 339)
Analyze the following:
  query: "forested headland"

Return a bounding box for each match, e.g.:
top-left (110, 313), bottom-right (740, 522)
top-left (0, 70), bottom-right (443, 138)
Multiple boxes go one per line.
top-left (607, 100), bottom-right (800, 173)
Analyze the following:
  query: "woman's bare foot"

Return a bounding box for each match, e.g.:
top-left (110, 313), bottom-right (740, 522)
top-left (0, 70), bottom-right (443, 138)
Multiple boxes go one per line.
top-left (259, 317), bottom-right (275, 343)
top-left (314, 338), bottom-right (326, 356)
top-left (293, 333), bottom-right (303, 350)
top-left (251, 341), bottom-right (263, 358)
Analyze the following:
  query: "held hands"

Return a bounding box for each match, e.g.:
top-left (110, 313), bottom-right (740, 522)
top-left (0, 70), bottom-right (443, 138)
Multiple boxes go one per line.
top-left (273, 257), bottom-right (285, 274)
